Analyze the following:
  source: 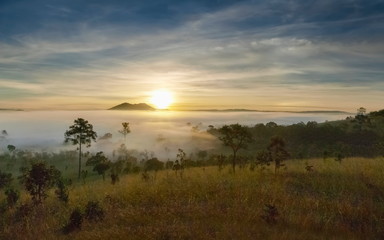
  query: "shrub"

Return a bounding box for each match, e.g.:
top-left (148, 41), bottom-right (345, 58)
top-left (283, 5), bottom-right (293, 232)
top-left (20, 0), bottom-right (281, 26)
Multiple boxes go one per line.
top-left (141, 171), bottom-right (150, 182)
top-left (335, 153), bottom-right (344, 163)
top-left (19, 162), bottom-right (60, 204)
top-left (131, 166), bottom-right (141, 173)
top-left (14, 203), bottom-right (33, 222)
top-left (5, 188), bottom-right (19, 208)
top-left (261, 204), bottom-right (279, 225)
top-left (63, 208), bottom-right (83, 234)
top-left (305, 165), bottom-right (314, 172)
top-left (81, 170), bottom-right (88, 184)
top-left (84, 201), bottom-right (104, 221)
top-left (0, 171), bottom-right (12, 189)
top-left (144, 157), bottom-right (164, 171)
top-left (55, 178), bottom-right (69, 203)
top-left (0, 201), bottom-right (7, 215)
top-left (110, 173), bottom-right (119, 185)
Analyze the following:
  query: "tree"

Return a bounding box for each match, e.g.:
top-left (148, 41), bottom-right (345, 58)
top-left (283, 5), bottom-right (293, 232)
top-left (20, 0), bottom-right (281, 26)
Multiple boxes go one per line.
top-left (357, 107), bottom-right (367, 116)
top-left (217, 154), bottom-right (226, 171)
top-left (119, 122), bottom-right (131, 143)
top-left (0, 130), bottom-right (8, 142)
top-left (5, 188), bottom-right (19, 207)
top-left (19, 162), bottom-right (60, 204)
top-left (7, 144), bottom-right (15, 153)
top-left (63, 208), bottom-right (83, 234)
top-left (144, 157), bottom-right (164, 172)
top-left (176, 148), bottom-right (186, 167)
top-left (255, 150), bottom-right (270, 167)
top-left (55, 178), bottom-right (69, 203)
top-left (171, 149), bottom-right (186, 177)
top-left (65, 118), bottom-right (97, 180)
top-left (7, 145), bottom-right (16, 160)
top-left (165, 160), bottom-right (174, 169)
top-left (197, 150), bottom-right (208, 161)
top-left (0, 170), bottom-right (12, 189)
top-left (218, 124), bottom-right (252, 173)
top-left (110, 159), bottom-right (126, 176)
top-left (84, 200), bottom-right (104, 221)
top-left (172, 160), bottom-right (183, 176)
top-left (355, 107), bottom-right (370, 130)
top-left (86, 152), bottom-right (111, 180)
top-left (266, 122), bottom-right (278, 128)
top-left (267, 136), bottom-right (289, 174)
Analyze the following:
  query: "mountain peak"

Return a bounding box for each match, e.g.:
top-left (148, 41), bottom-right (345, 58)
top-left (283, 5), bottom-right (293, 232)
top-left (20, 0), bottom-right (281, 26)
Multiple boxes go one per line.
top-left (109, 102), bottom-right (155, 111)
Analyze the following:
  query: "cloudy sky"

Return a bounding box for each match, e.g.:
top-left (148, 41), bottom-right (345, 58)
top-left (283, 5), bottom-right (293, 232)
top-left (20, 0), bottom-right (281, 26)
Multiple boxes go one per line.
top-left (0, 0), bottom-right (383, 111)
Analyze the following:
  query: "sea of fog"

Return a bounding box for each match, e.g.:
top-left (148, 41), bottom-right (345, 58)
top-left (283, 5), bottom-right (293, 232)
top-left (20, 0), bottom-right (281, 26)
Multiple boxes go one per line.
top-left (0, 110), bottom-right (351, 158)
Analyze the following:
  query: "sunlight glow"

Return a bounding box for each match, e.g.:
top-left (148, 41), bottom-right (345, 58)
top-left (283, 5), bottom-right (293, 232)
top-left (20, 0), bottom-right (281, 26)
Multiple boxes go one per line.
top-left (150, 89), bottom-right (173, 109)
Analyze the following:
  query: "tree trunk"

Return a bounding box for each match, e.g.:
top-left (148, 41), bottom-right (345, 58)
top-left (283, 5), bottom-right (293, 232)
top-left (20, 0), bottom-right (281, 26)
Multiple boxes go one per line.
top-left (78, 141), bottom-right (82, 180)
top-left (274, 158), bottom-right (279, 175)
top-left (274, 161), bottom-right (277, 175)
top-left (37, 185), bottom-right (42, 203)
top-left (232, 149), bottom-right (237, 173)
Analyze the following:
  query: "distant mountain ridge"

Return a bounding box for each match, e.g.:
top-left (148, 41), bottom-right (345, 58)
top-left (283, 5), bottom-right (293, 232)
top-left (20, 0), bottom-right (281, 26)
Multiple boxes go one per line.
top-left (186, 109), bottom-right (351, 114)
top-left (109, 103), bottom-right (155, 110)
top-left (0, 108), bottom-right (23, 111)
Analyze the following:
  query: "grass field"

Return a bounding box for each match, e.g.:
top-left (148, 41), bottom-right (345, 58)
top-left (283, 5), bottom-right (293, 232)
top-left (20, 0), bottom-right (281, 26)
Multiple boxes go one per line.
top-left (1, 157), bottom-right (384, 239)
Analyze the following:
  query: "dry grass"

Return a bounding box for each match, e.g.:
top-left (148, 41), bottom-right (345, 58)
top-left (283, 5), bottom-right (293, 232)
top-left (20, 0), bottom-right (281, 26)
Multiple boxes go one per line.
top-left (1, 157), bottom-right (384, 239)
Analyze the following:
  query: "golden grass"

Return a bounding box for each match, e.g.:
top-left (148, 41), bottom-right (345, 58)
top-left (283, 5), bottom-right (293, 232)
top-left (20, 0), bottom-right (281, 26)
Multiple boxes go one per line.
top-left (1, 157), bottom-right (384, 239)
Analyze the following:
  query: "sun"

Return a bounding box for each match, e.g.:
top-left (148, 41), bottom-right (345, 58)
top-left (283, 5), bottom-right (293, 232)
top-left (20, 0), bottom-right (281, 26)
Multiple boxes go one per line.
top-left (150, 89), bottom-right (173, 109)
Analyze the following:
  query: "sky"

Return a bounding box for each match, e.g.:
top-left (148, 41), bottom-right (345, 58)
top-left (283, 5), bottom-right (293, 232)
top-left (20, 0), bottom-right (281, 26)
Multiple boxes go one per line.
top-left (0, 0), bottom-right (383, 111)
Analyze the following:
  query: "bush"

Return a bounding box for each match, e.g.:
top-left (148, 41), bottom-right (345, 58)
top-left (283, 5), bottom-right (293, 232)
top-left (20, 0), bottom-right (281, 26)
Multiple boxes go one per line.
top-left (110, 173), bottom-right (119, 185)
top-left (14, 203), bottom-right (33, 222)
top-left (19, 162), bottom-right (60, 204)
top-left (261, 204), bottom-right (279, 225)
top-left (0, 201), bottom-right (7, 215)
top-left (84, 201), bottom-right (104, 221)
top-left (141, 171), bottom-right (150, 182)
top-left (144, 157), bottom-right (164, 171)
top-left (55, 178), bottom-right (69, 203)
top-left (63, 208), bottom-right (83, 234)
top-left (5, 188), bottom-right (19, 208)
top-left (0, 171), bottom-right (12, 189)
top-left (131, 166), bottom-right (141, 173)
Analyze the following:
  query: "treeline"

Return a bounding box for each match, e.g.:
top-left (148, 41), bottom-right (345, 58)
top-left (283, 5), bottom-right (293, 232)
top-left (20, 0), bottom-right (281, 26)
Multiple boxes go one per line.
top-left (208, 108), bottom-right (384, 159)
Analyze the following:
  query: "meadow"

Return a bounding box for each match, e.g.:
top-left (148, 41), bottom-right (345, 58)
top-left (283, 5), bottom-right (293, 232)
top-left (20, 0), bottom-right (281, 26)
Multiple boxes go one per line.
top-left (1, 157), bottom-right (383, 240)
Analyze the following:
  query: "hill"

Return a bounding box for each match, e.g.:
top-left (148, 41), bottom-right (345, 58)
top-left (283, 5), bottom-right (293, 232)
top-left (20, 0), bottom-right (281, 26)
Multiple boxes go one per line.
top-left (108, 102), bottom-right (155, 111)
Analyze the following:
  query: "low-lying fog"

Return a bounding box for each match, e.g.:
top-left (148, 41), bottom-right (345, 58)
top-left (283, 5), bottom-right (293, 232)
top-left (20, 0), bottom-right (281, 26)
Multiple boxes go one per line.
top-left (0, 110), bottom-right (350, 159)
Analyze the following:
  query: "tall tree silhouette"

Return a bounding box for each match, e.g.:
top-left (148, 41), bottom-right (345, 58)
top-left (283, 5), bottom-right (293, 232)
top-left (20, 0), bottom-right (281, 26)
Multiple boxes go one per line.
top-left (65, 118), bottom-right (97, 179)
top-left (267, 136), bottom-right (289, 174)
top-left (218, 124), bottom-right (252, 173)
top-left (119, 122), bottom-right (131, 143)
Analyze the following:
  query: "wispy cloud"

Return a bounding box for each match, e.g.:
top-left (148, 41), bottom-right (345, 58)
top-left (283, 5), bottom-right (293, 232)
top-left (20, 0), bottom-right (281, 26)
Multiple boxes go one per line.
top-left (0, 0), bottom-right (383, 110)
